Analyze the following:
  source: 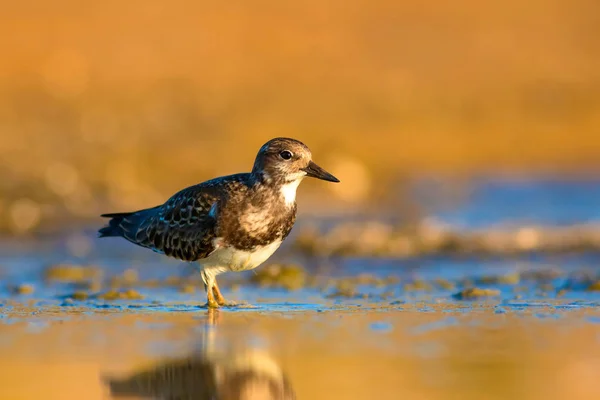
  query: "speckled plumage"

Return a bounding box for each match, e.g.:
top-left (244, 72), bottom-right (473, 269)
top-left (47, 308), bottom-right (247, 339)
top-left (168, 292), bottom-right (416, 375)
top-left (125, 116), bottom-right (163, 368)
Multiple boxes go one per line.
top-left (100, 173), bottom-right (296, 261)
top-left (99, 137), bottom-right (339, 307)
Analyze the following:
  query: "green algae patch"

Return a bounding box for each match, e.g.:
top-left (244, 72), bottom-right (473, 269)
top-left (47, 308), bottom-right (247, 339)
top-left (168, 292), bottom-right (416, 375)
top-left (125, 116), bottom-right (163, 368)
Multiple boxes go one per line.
top-left (251, 264), bottom-right (306, 291)
top-left (60, 291), bottom-right (90, 301)
top-left (96, 289), bottom-right (144, 301)
top-left (404, 280), bottom-right (433, 292)
top-left (434, 278), bottom-right (456, 291)
top-left (476, 273), bottom-right (520, 285)
top-left (11, 284), bottom-right (35, 295)
top-left (586, 281), bottom-right (600, 291)
top-left (72, 291), bottom-right (89, 301)
top-left (497, 272), bottom-right (520, 285)
top-left (44, 264), bottom-right (103, 283)
top-left (453, 288), bottom-right (501, 300)
top-left (325, 281), bottom-right (358, 299)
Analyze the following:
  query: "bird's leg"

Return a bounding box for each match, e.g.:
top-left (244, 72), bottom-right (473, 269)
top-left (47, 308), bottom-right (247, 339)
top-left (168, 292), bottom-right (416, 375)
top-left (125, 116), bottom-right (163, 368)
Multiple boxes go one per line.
top-left (201, 269), bottom-right (219, 309)
top-left (212, 279), bottom-right (227, 306)
top-left (206, 286), bottom-right (219, 309)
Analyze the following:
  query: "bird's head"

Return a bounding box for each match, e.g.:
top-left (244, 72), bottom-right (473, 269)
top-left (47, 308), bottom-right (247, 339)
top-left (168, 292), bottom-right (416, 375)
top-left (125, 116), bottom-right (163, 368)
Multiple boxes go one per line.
top-left (252, 138), bottom-right (340, 186)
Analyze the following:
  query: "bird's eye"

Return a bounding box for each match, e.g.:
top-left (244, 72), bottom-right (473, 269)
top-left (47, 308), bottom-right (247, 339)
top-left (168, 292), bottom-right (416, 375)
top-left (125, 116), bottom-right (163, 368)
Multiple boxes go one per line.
top-left (279, 150), bottom-right (293, 160)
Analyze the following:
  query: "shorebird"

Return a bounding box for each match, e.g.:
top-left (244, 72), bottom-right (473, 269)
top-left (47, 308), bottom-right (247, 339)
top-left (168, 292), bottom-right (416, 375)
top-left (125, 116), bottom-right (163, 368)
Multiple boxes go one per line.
top-left (99, 138), bottom-right (339, 308)
top-left (108, 346), bottom-right (296, 399)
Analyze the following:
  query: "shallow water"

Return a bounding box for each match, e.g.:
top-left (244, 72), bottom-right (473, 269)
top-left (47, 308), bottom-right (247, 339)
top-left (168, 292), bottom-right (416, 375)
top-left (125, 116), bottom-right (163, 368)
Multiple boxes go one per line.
top-left (413, 177), bottom-right (600, 227)
top-left (2, 301), bottom-right (600, 399)
top-left (2, 178), bottom-right (600, 399)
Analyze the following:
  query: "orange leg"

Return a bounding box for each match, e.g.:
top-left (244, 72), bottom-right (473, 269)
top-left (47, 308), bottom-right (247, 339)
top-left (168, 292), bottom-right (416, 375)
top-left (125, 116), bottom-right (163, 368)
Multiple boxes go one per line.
top-left (206, 283), bottom-right (219, 308)
top-left (212, 280), bottom-right (227, 306)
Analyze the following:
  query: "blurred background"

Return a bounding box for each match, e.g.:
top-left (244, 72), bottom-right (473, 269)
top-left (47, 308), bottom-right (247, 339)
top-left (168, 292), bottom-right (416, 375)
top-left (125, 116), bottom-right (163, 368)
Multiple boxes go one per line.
top-left (2, 0), bottom-right (600, 236)
top-left (3, 3), bottom-right (600, 400)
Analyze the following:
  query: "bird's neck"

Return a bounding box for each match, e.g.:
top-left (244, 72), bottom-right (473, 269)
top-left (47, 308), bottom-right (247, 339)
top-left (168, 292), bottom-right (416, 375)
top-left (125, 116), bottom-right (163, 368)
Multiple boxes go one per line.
top-left (279, 178), bottom-right (302, 206)
top-left (253, 171), bottom-right (303, 207)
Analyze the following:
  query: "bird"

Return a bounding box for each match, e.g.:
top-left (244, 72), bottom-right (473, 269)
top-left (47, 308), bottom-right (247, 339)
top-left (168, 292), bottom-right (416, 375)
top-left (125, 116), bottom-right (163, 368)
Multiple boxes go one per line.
top-left (98, 137), bottom-right (339, 308)
top-left (107, 308), bottom-right (296, 399)
top-left (107, 348), bottom-right (296, 400)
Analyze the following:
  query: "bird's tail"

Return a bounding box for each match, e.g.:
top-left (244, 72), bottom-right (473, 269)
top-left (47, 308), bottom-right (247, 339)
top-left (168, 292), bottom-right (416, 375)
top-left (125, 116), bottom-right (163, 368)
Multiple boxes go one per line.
top-left (98, 212), bottom-right (135, 238)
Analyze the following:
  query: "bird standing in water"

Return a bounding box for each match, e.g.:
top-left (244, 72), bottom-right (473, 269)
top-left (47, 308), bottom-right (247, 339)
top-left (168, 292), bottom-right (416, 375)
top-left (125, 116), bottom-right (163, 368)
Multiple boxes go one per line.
top-left (99, 138), bottom-right (339, 308)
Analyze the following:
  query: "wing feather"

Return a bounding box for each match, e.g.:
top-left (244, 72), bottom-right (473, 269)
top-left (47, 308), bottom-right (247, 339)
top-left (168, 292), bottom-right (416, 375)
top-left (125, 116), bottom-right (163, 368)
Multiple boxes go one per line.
top-left (99, 174), bottom-right (251, 261)
top-left (100, 174), bottom-right (250, 261)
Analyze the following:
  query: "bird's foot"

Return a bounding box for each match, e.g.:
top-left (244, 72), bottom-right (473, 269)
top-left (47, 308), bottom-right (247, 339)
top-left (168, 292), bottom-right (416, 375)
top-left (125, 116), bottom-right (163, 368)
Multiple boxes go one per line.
top-left (214, 295), bottom-right (229, 307)
top-left (213, 294), bottom-right (239, 307)
top-left (206, 288), bottom-right (220, 308)
top-left (206, 298), bottom-right (220, 309)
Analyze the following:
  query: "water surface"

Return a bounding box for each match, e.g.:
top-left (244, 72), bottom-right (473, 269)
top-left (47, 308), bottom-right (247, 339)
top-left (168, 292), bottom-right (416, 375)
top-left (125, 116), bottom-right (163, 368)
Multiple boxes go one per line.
top-left (1, 178), bottom-right (600, 399)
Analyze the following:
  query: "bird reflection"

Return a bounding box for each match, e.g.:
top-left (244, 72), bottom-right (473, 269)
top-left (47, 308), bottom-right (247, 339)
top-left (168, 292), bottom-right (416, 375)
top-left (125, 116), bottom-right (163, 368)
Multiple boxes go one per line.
top-left (107, 309), bottom-right (296, 400)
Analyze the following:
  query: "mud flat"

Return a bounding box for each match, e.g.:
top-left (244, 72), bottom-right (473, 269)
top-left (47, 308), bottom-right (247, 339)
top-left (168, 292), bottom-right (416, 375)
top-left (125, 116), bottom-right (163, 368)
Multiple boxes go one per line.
top-left (2, 221), bottom-right (600, 399)
top-left (1, 302), bottom-right (600, 400)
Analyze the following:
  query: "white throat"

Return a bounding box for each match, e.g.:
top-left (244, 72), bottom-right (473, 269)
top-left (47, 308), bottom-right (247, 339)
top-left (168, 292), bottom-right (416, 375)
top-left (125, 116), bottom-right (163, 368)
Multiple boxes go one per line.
top-left (280, 178), bottom-right (303, 206)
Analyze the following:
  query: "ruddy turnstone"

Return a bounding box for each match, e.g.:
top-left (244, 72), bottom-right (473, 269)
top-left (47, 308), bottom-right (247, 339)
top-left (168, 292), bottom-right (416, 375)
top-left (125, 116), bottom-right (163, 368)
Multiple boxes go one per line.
top-left (99, 138), bottom-right (339, 307)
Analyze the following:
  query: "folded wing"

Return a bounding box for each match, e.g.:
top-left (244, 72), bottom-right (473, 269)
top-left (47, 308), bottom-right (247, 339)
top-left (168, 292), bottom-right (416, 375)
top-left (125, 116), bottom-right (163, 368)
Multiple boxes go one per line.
top-left (99, 185), bottom-right (220, 261)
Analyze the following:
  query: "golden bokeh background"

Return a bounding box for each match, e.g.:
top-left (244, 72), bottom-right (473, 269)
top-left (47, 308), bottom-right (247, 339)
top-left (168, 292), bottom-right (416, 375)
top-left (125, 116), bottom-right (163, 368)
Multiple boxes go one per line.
top-left (1, 0), bottom-right (599, 233)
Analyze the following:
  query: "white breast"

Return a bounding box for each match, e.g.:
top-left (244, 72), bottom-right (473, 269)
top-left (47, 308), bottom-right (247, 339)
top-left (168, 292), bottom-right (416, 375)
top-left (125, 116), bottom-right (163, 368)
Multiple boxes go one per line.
top-left (280, 177), bottom-right (303, 206)
top-left (200, 239), bottom-right (283, 273)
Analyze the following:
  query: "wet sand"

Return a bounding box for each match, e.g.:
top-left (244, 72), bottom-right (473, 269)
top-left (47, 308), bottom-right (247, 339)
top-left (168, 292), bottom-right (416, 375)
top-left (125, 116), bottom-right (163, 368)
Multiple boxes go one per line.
top-left (1, 298), bottom-right (600, 399)
top-left (2, 224), bottom-right (600, 399)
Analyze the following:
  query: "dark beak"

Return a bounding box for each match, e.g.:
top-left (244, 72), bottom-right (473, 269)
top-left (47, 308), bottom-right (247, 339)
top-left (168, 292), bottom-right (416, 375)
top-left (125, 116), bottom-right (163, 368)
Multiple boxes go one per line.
top-left (302, 160), bottom-right (340, 183)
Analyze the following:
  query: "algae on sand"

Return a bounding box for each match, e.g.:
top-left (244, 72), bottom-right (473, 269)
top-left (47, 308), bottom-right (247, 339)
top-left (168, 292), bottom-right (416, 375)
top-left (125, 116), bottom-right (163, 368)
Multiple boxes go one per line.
top-left (96, 289), bottom-right (144, 301)
top-left (250, 264), bottom-right (307, 291)
top-left (453, 288), bottom-right (501, 300)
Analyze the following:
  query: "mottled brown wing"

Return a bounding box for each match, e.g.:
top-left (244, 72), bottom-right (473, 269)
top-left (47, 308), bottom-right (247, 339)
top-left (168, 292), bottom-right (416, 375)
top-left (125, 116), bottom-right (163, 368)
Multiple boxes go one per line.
top-left (122, 184), bottom-right (218, 261)
top-left (100, 174), bottom-right (252, 261)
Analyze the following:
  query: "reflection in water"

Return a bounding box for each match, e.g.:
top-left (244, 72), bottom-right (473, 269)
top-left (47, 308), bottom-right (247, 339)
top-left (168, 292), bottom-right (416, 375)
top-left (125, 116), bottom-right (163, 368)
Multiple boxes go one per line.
top-left (107, 310), bottom-right (296, 400)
